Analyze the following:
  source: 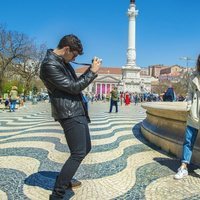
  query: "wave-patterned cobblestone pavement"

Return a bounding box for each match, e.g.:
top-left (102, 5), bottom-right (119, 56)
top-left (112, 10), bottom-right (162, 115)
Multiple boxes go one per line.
top-left (1, 102), bottom-right (200, 200)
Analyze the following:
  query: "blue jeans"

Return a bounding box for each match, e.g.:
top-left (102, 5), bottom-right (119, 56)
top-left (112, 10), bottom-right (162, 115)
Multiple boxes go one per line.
top-left (10, 100), bottom-right (17, 111)
top-left (109, 99), bottom-right (118, 113)
top-left (181, 125), bottom-right (198, 164)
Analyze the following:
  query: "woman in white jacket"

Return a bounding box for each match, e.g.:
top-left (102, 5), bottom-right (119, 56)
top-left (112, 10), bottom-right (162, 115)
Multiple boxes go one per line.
top-left (174, 54), bottom-right (200, 179)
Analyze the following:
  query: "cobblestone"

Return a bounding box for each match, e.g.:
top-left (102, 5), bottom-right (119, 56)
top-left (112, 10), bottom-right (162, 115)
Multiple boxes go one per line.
top-left (0, 101), bottom-right (200, 199)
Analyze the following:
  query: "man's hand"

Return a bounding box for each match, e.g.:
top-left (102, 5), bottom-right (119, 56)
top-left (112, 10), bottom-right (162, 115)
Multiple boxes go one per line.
top-left (90, 56), bottom-right (102, 73)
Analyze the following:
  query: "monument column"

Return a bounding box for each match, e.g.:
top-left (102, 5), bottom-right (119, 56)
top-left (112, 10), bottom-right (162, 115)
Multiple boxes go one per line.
top-left (121, 0), bottom-right (141, 93)
top-left (126, 0), bottom-right (138, 67)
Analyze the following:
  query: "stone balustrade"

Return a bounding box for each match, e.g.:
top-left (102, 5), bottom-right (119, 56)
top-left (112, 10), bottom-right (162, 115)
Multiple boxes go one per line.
top-left (141, 101), bottom-right (200, 166)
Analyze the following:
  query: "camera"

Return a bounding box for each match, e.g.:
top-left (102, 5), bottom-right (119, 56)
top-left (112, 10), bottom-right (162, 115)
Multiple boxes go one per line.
top-left (98, 58), bottom-right (103, 63)
top-left (92, 57), bottom-right (102, 64)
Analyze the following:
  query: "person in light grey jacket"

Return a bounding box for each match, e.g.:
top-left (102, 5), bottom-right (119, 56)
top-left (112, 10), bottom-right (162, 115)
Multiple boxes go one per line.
top-left (174, 54), bottom-right (200, 179)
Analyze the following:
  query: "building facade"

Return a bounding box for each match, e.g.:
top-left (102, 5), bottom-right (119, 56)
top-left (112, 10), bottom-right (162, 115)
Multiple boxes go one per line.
top-left (75, 66), bottom-right (151, 96)
top-left (148, 65), bottom-right (169, 78)
top-left (159, 65), bottom-right (184, 82)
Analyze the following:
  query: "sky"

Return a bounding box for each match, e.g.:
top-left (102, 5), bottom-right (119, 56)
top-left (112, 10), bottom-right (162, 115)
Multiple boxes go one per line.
top-left (0, 0), bottom-right (200, 68)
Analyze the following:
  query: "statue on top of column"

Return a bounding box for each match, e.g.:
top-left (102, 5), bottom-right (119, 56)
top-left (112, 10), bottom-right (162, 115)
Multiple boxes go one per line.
top-left (130, 0), bottom-right (135, 4)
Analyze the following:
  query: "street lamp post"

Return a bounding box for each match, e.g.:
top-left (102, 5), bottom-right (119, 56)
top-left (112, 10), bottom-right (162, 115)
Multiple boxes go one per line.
top-left (179, 56), bottom-right (194, 87)
top-left (179, 56), bottom-right (193, 74)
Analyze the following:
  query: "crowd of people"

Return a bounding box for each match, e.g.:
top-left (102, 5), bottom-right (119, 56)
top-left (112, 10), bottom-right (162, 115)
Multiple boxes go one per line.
top-left (81, 88), bottom-right (184, 107)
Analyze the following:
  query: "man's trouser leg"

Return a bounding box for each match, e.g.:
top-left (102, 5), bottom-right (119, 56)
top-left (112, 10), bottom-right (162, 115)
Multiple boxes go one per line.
top-left (114, 101), bottom-right (118, 112)
top-left (50, 118), bottom-right (91, 199)
top-left (109, 99), bottom-right (113, 113)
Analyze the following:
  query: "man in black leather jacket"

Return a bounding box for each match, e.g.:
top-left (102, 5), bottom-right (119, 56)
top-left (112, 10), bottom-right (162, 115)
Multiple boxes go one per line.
top-left (40, 34), bottom-right (101, 200)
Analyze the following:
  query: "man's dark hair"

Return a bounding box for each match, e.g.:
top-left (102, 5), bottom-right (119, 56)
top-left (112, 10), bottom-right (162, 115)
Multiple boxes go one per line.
top-left (196, 54), bottom-right (200, 73)
top-left (57, 34), bottom-right (83, 55)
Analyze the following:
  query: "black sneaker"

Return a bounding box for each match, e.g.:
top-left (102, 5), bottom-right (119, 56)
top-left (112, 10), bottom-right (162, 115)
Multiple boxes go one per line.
top-left (49, 194), bottom-right (63, 200)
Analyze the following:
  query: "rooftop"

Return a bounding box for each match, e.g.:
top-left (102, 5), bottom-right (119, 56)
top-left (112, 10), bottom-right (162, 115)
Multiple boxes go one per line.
top-left (75, 66), bottom-right (122, 74)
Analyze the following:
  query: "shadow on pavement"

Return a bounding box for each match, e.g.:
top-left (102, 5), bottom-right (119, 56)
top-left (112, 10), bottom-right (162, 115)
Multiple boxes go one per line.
top-left (154, 157), bottom-right (200, 178)
top-left (24, 171), bottom-right (74, 199)
top-left (133, 122), bottom-right (200, 176)
top-left (153, 157), bottom-right (180, 172)
top-left (132, 122), bottom-right (167, 152)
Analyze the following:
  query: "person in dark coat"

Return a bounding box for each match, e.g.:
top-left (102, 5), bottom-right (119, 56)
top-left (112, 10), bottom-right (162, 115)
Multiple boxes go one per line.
top-left (163, 87), bottom-right (176, 102)
top-left (40, 34), bottom-right (101, 200)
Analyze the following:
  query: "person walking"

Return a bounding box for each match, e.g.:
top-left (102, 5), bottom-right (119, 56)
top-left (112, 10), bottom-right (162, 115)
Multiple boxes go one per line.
top-left (174, 54), bottom-right (200, 180)
top-left (134, 93), bottom-right (139, 105)
top-left (40, 34), bottom-right (101, 199)
top-left (125, 91), bottom-right (130, 105)
top-left (9, 86), bottom-right (18, 112)
top-left (109, 87), bottom-right (119, 113)
top-left (120, 92), bottom-right (124, 106)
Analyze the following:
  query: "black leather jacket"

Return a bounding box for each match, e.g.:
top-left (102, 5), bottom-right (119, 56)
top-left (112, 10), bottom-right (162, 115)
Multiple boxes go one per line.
top-left (40, 49), bottom-right (97, 121)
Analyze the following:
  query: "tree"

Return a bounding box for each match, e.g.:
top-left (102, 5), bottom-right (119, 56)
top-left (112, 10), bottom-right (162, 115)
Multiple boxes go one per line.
top-left (2, 79), bottom-right (24, 94)
top-left (172, 73), bottom-right (188, 97)
top-left (151, 80), bottom-right (169, 95)
top-left (12, 43), bottom-right (47, 99)
top-left (152, 76), bottom-right (188, 100)
top-left (0, 25), bottom-right (34, 95)
top-left (32, 85), bottom-right (38, 95)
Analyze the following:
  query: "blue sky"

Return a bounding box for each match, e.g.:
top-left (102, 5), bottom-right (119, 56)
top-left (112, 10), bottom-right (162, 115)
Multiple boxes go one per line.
top-left (1, 0), bottom-right (200, 68)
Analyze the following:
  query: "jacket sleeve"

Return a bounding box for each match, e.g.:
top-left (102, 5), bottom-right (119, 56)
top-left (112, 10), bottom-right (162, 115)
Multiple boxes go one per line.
top-left (186, 77), bottom-right (194, 110)
top-left (40, 63), bottom-right (97, 95)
